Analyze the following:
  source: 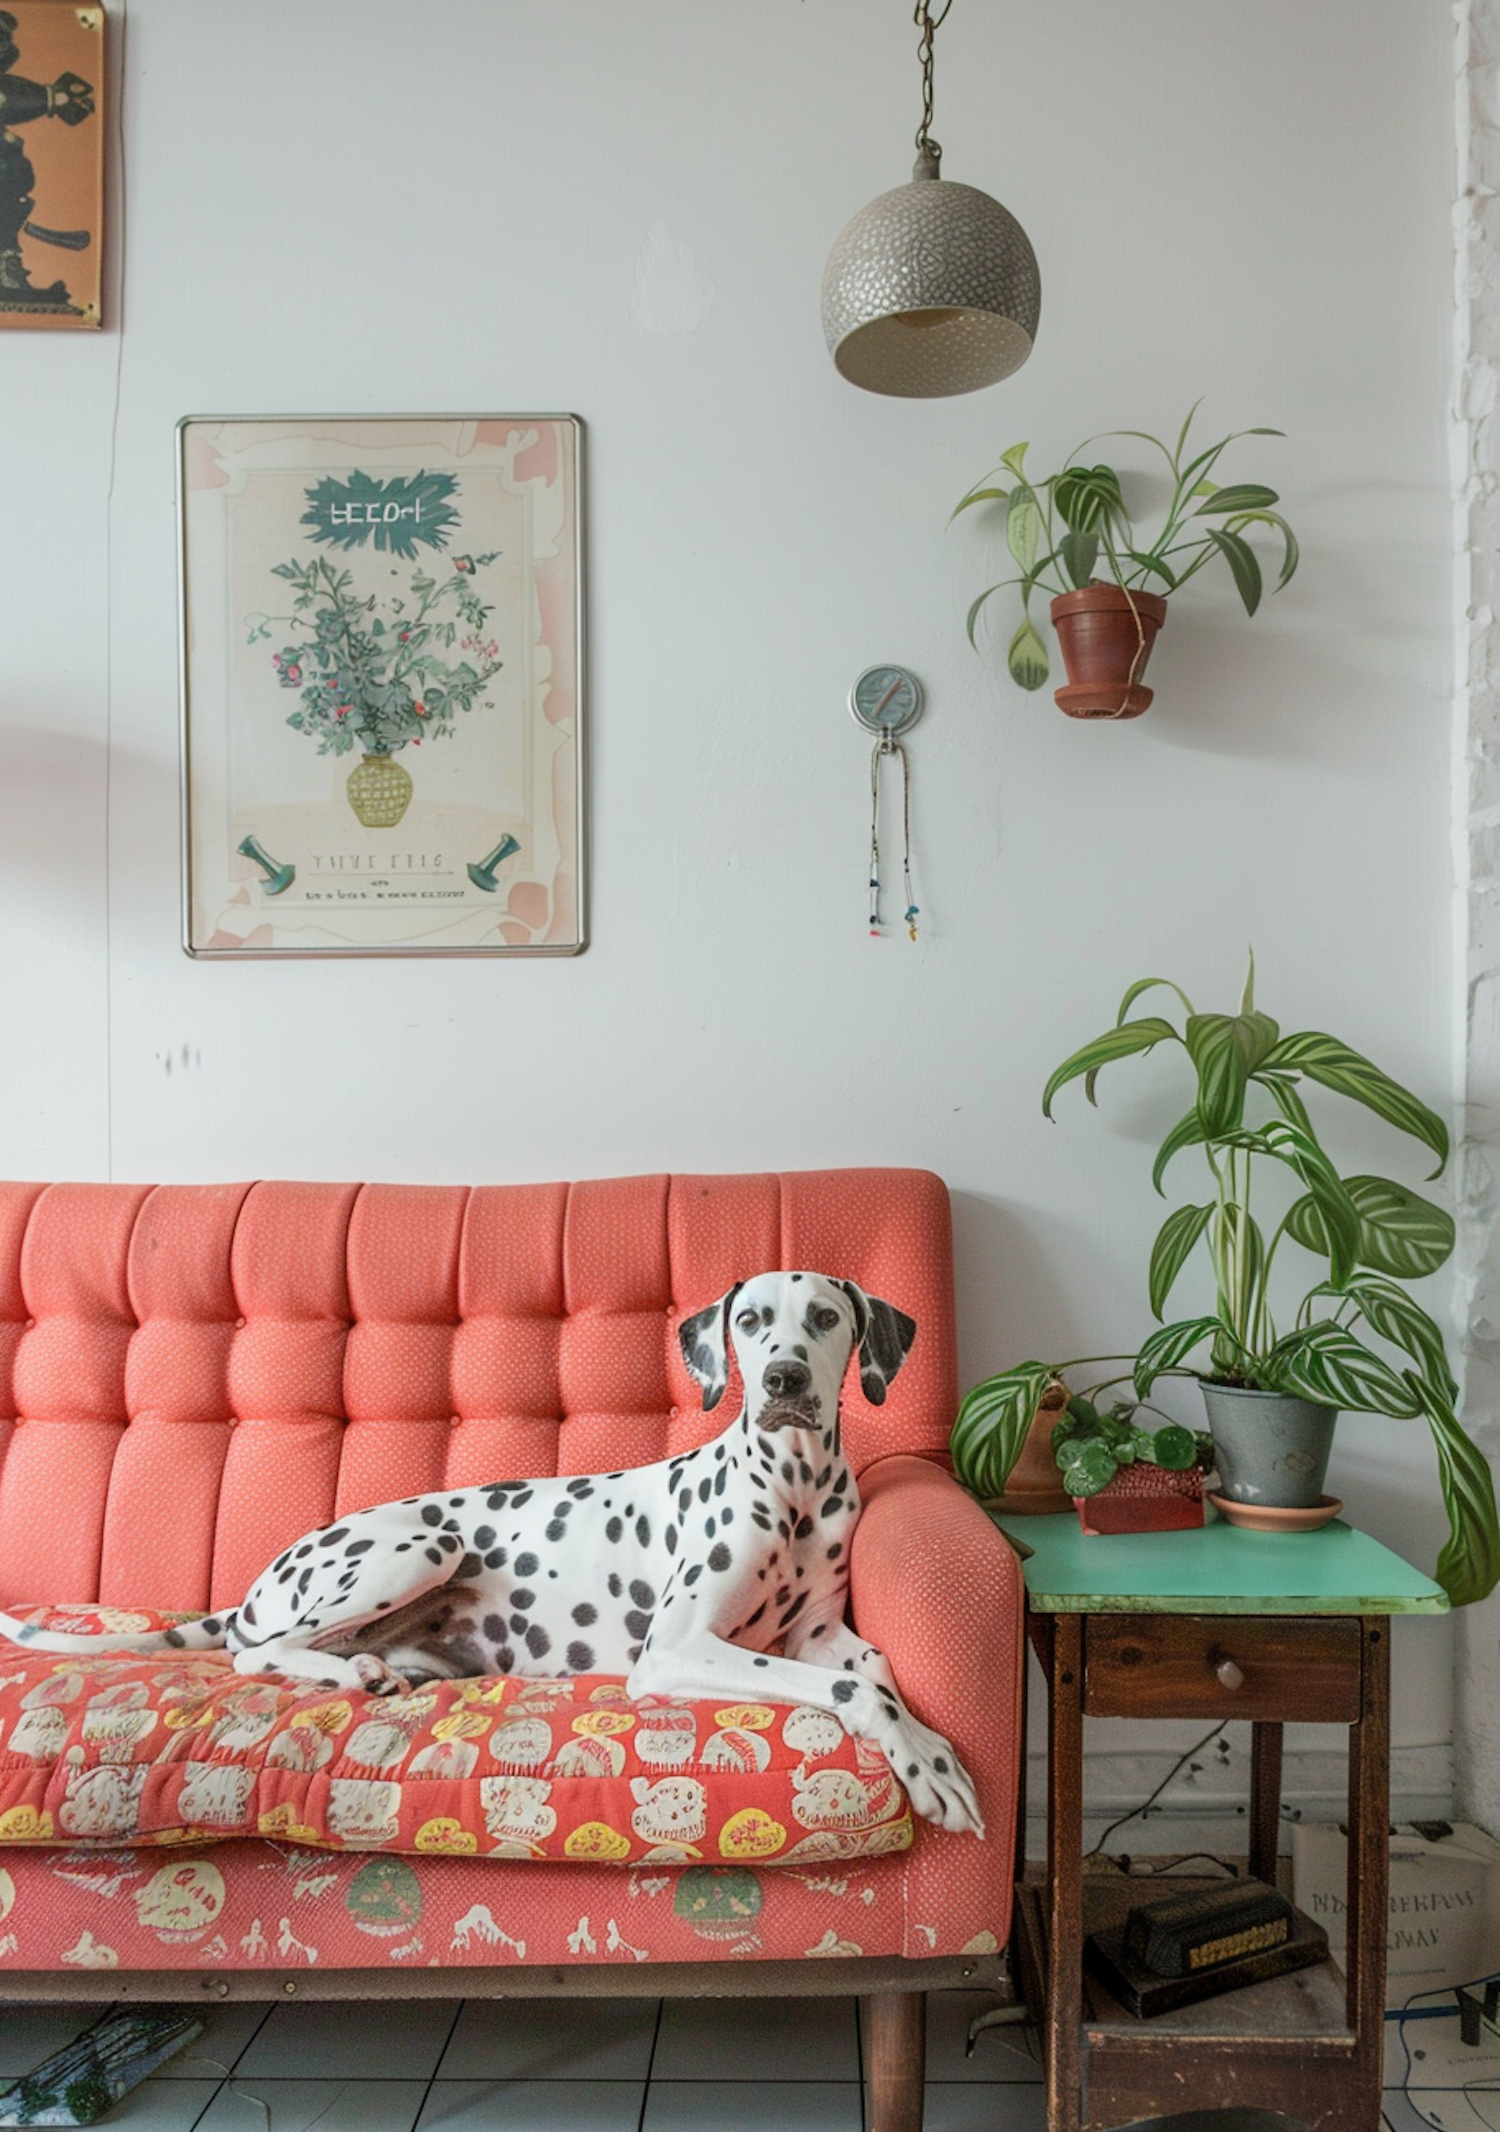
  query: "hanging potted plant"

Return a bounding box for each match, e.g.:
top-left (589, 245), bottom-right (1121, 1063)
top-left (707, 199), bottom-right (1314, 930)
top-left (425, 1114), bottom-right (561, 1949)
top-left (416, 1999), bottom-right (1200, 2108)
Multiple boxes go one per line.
top-left (952, 405), bottom-right (1299, 718)
top-left (949, 962), bottom-right (1500, 1606)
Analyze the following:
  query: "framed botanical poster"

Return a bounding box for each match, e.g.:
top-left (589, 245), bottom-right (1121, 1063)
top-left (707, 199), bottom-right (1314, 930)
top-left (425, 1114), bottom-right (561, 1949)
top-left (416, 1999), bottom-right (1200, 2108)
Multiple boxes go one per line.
top-left (0, 3), bottom-right (104, 328)
top-left (179, 415), bottom-right (585, 957)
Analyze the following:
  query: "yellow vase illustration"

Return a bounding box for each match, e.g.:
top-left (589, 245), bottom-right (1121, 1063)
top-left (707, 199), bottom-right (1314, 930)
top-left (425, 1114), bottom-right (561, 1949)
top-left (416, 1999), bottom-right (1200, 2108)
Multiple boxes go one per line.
top-left (346, 752), bottom-right (413, 828)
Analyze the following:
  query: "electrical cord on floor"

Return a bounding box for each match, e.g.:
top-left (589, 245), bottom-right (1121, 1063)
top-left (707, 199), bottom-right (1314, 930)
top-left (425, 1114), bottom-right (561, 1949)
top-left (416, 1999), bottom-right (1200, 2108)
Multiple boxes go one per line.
top-left (1086, 1722), bottom-right (1229, 1860)
top-left (1396, 1973), bottom-right (1500, 2132)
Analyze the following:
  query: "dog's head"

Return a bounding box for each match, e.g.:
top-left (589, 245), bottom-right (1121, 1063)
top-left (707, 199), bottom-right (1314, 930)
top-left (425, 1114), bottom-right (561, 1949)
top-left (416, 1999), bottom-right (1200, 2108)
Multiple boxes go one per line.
top-left (678, 1271), bottom-right (916, 1439)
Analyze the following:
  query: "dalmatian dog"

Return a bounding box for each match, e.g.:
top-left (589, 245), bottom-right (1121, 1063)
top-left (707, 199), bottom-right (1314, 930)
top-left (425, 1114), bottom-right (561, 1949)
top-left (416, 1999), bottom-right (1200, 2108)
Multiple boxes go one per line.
top-left (0, 1271), bottom-right (981, 1835)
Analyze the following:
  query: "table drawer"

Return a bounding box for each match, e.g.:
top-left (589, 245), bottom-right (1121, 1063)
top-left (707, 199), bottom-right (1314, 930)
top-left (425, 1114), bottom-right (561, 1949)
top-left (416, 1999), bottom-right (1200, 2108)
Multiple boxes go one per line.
top-left (1083, 1613), bottom-right (1363, 1721)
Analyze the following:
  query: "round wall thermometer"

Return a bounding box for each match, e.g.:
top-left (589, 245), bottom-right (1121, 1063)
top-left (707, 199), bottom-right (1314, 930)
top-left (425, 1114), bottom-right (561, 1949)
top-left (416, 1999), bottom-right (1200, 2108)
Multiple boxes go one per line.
top-left (849, 664), bottom-right (924, 739)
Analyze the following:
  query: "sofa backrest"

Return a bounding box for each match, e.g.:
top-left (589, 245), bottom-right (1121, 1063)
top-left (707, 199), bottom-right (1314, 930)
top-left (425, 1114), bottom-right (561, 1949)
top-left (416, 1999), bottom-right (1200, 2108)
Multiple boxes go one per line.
top-left (0, 1170), bottom-right (955, 1614)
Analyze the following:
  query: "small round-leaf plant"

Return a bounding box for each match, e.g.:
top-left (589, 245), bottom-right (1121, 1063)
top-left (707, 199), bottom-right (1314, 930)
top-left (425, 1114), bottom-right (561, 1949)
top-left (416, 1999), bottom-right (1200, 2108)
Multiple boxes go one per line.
top-left (950, 960), bottom-right (1500, 1607)
top-left (1050, 1395), bottom-right (1214, 1500)
top-left (951, 402), bottom-right (1300, 691)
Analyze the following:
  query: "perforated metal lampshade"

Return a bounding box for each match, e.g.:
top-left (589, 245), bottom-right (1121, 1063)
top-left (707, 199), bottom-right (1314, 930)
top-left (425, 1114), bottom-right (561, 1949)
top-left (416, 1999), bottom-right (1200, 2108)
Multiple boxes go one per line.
top-left (822, 157), bottom-right (1041, 398)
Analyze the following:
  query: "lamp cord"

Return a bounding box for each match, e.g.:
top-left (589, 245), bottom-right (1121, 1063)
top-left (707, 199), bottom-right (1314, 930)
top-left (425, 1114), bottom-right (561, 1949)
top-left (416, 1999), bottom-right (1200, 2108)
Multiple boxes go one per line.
top-left (914, 0), bottom-right (953, 167)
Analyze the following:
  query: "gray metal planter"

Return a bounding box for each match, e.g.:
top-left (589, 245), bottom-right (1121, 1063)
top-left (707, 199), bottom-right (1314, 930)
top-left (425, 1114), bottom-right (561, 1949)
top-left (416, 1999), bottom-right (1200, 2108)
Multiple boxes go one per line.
top-left (1198, 1382), bottom-right (1338, 1509)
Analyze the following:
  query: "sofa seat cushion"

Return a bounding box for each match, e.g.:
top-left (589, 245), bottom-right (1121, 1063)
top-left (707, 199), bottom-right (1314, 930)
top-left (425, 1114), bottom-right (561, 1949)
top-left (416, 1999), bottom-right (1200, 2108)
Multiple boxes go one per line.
top-left (0, 1626), bottom-right (913, 1869)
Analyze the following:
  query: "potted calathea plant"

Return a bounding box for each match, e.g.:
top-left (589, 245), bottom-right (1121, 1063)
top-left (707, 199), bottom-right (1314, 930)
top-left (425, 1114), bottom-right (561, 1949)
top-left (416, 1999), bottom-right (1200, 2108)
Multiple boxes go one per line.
top-left (950, 965), bottom-right (1500, 1606)
top-left (952, 404), bottom-right (1299, 719)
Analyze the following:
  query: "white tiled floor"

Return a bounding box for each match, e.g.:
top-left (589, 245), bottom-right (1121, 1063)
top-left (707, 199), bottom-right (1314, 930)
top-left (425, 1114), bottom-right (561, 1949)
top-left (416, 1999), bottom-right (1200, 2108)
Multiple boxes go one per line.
top-left (0, 1991), bottom-right (1453, 2129)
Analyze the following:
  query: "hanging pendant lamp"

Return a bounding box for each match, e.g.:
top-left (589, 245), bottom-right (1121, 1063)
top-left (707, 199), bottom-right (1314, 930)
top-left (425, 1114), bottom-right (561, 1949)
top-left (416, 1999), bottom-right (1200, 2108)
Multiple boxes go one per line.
top-left (822, 1), bottom-right (1040, 398)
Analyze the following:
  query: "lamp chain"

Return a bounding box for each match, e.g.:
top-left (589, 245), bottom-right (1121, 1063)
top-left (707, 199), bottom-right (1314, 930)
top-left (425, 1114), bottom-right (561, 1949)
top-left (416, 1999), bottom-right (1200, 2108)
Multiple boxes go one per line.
top-left (914, 0), bottom-right (953, 168)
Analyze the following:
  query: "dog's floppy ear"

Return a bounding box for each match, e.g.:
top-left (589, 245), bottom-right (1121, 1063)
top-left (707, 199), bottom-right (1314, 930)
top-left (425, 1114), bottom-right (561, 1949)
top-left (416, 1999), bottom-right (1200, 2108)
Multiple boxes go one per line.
top-left (838, 1282), bottom-right (917, 1407)
top-left (678, 1283), bottom-right (743, 1412)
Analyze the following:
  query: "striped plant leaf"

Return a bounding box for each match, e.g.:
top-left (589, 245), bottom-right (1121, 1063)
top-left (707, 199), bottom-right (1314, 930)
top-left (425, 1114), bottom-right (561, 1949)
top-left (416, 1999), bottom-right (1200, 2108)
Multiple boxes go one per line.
top-left (1255, 1121), bottom-right (1361, 1286)
top-left (1256, 1072), bottom-right (1314, 1138)
top-left (1133, 1316), bottom-right (1223, 1398)
top-left (1152, 1108), bottom-right (1209, 1195)
top-left (1258, 1031), bottom-right (1449, 1175)
top-left (1042, 1016), bottom-right (1181, 1119)
top-left (1149, 1203), bottom-right (1214, 1320)
top-left (950, 1361), bottom-right (1054, 1500)
top-left (1303, 1273), bottom-right (1457, 1402)
top-left (1007, 484), bottom-right (1043, 572)
top-left (1117, 977), bottom-right (1197, 1025)
top-left (1283, 1174), bottom-right (1454, 1282)
top-left (1007, 614), bottom-right (1050, 690)
top-left (1262, 1322), bottom-right (1420, 1417)
top-left (1184, 1011), bottom-right (1280, 1134)
top-left (1206, 526), bottom-right (1263, 614)
top-left (1406, 1372), bottom-right (1500, 1607)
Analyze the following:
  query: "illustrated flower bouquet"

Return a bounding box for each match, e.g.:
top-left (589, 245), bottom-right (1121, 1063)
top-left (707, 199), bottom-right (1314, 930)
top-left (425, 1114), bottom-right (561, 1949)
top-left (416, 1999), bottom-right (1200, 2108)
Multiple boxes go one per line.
top-left (247, 470), bottom-right (504, 829)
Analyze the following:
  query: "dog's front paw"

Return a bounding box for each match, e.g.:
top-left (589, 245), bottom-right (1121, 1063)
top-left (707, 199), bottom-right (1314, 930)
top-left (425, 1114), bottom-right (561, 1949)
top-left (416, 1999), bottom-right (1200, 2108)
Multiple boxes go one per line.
top-left (886, 1717), bottom-right (984, 1838)
top-left (352, 1653), bottom-right (411, 1697)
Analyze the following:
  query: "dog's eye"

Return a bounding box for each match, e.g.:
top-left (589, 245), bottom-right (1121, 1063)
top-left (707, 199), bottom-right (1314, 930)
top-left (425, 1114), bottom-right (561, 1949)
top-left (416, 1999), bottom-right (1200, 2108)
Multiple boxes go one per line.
top-left (810, 1306), bottom-right (841, 1332)
top-left (734, 1310), bottom-right (759, 1332)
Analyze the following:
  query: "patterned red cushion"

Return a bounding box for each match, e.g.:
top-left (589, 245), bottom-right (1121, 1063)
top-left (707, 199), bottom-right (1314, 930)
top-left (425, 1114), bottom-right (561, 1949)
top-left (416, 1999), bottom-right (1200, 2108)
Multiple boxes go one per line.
top-left (0, 1631), bottom-right (912, 1868)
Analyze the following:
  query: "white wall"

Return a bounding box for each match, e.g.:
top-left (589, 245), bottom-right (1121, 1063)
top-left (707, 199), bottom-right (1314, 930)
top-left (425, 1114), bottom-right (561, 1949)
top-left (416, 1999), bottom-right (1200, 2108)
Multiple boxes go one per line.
top-left (0, 0), bottom-right (1460, 1813)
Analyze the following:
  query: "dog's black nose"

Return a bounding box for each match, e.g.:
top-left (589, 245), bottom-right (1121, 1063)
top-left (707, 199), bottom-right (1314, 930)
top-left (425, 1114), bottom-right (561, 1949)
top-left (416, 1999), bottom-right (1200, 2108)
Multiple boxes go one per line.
top-left (763, 1359), bottom-right (811, 1400)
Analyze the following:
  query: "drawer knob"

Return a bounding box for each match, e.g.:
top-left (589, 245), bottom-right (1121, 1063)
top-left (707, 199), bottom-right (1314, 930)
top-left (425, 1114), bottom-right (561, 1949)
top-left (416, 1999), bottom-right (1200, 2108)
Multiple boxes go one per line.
top-left (1215, 1657), bottom-right (1245, 1692)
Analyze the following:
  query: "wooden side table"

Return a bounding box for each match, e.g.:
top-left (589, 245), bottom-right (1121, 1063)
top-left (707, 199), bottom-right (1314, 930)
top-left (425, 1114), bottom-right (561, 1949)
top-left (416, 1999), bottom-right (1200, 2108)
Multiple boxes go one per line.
top-left (993, 1513), bottom-right (1448, 2132)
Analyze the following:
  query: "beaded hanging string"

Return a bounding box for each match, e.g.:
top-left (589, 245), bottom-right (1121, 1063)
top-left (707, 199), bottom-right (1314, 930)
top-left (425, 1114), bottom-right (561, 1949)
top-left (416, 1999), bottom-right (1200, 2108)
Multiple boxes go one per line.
top-left (867, 735), bottom-right (919, 941)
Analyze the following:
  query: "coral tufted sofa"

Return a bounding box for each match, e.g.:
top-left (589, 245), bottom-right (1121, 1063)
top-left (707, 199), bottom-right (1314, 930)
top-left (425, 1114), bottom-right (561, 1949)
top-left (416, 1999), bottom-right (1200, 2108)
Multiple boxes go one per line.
top-left (0, 1169), bottom-right (1022, 2131)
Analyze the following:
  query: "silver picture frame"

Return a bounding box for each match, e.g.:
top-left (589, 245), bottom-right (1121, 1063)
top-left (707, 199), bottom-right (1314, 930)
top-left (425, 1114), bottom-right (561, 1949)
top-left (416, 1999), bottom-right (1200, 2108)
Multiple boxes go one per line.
top-left (179, 414), bottom-right (586, 958)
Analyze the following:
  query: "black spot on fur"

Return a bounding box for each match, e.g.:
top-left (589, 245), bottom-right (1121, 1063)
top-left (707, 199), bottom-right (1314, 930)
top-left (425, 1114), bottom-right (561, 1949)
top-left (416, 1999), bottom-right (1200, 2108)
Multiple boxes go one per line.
top-left (298, 1569), bottom-right (312, 1594)
top-left (780, 1462), bottom-right (794, 1484)
top-left (319, 1527), bottom-right (349, 1545)
top-left (567, 1641), bottom-right (595, 1670)
top-left (438, 1534), bottom-right (459, 1551)
top-left (832, 1679), bottom-right (856, 1705)
top-left (457, 1553), bottom-right (484, 1580)
top-left (624, 1609), bottom-right (652, 1639)
top-left (421, 1506), bottom-right (442, 1527)
top-left (744, 1600), bottom-right (767, 1628)
top-left (483, 1614), bottom-right (507, 1640)
top-left (705, 1515), bottom-right (716, 1538)
top-left (164, 1628), bottom-right (185, 1648)
top-left (698, 1478), bottom-right (712, 1502)
top-left (485, 1549), bottom-right (507, 1570)
top-left (495, 1646), bottom-right (514, 1672)
top-left (751, 1509), bottom-right (772, 1531)
top-left (780, 1591), bottom-right (807, 1626)
top-left (798, 1460), bottom-right (812, 1484)
top-left (525, 1624), bottom-right (551, 1659)
top-left (683, 1564), bottom-right (703, 1587)
top-left (473, 1526), bottom-right (496, 1549)
top-left (721, 1507), bottom-right (734, 1525)
top-left (821, 1498), bottom-right (843, 1520)
top-left (605, 1517), bottom-right (623, 1543)
top-left (629, 1580), bottom-right (655, 1608)
top-left (545, 1519), bottom-right (567, 1541)
top-left (753, 1656), bottom-right (768, 1668)
top-left (907, 1762), bottom-right (919, 1777)
top-left (511, 1489), bottom-right (533, 1508)
top-left (346, 1538), bottom-right (374, 1557)
top-left (635, 1516), bottom-right (651, 1548)
top-left (511, 1589), bottom-right (535, 1610)
top-left (487, 1489), bottom-right (510, 1510)
top-left (665, 1525), bottom-right (677, 1555)
top-left (811, 1624), bottom-right (825, 1638)
top-left (713, 1466), bottom-right (727, 1496)
top-left (567, 1477), bottom-right (593, 1497)
top-left (514, 1553), bottom-right (538, 1577)
top-left (708, 1542), bottom-right (732, 1573)
top-left (607, 1573), bottom-right (623, 1598)
top-left (510, 1614), bottom-right (528, 1635)
top-left (827, 1543), bottom-right (843, 1559)
top-left (425, 1547), bottom-right (444, 1565)
top-left (571, 1602), bottom-right (598, 1626)
top-left (794, 1515), bottom-right (814, 1541)
top-left (678, 1488), bottom-right (692, 1515)
top-left (628, 1641), bottom-right (643, 1662)
top-left (934, 1756), bottom-right (948, 1773)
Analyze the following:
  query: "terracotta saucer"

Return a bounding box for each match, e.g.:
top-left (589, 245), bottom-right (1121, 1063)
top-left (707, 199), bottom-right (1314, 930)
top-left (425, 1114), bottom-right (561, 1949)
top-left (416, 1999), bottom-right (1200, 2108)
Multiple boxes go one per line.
top-left (1208, 1493), bottom-right (1342, 1534)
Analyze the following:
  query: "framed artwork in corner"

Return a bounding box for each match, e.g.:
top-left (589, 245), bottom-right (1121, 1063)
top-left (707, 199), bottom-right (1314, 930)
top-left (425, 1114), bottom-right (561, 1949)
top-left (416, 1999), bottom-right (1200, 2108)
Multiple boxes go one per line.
top-left (179, 415), bottom-right (586, 958)
top-left (0, 4), bottom-right (104, 329)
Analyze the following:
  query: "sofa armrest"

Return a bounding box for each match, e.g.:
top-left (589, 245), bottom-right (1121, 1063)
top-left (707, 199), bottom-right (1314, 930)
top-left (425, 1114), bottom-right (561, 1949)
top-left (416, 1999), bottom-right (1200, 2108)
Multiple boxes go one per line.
top-left (849, 1454), bottom-right (1025, 1866)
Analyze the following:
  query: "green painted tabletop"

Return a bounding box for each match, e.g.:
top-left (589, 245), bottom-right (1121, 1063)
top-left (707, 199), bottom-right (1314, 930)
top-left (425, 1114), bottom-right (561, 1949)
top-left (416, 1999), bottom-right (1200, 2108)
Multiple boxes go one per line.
top-left (989, 1510), bottom-right (1448, 1615)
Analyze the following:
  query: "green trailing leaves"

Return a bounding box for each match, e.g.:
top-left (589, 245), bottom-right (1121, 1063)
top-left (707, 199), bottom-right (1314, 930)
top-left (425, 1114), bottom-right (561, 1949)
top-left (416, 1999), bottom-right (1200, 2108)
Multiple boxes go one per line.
top-left (1152, 1108), bottom-right (1209, 1195)
top-left (1007, 486), bottom-right (1043, 572)
top-left (1042, 1018), bottom-right (1180, 1119)
top-left (1134, 1317), bottom-right (1224, 1398)
top-left (950, 1361), bottom-right (1054, 1500)
top-left (1253, 1120), bottom-right (1361, 1287)
top-left (1205, 527), bottom-right (1263, 614)
top-left (1194, 483), bottom-right (1280, 515)
top-left (1150, 1203), bottom-right (1214, 1321)
top-left (1284, 1174), bottom-right (1455, 1282)
top-left (1262, 1322), bottom-right (1420, 1416)
top-left (1059, 531), bottom-right (1099, 589)
top-left (1184, 1011), bottom-right (1280, 1134)
top-left (1405, 1373), bottom-right (1500, 1607)
top-left (1259, 1032), bottom-right (1449, 1174)
top-left (1007, 615), bottom-right (1050, 691)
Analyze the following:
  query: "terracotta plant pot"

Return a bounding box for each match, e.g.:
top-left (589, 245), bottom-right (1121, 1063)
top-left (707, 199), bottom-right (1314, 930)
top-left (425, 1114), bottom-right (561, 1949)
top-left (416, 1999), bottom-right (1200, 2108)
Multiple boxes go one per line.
top-left (987, 1382), bottom-right (1075, 1517)
top-left (1050, 583), bottom-right (1168, 720)
top-left (1074, 1461), bottom-right (1205, 1537)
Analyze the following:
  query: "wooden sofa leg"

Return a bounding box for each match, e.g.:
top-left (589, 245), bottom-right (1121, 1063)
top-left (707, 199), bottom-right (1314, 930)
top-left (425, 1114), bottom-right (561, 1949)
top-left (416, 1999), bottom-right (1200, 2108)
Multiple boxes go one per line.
top-left (862, 1991), bottom-right (925, 2132)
